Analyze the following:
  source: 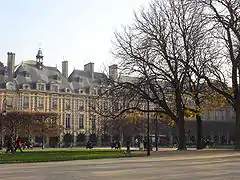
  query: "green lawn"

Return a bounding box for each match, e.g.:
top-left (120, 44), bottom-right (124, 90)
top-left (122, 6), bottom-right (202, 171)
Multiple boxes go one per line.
top-left (213, 145), bottom-right (234, 149)
top-left (0, 149), bottom-right (143, 164)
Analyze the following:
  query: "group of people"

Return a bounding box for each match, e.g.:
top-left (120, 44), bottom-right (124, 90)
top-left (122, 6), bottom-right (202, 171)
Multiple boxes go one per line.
top-left (5, 135), bottom-right (23, 154)
top-left (111, 140), bottom-right (121, 149)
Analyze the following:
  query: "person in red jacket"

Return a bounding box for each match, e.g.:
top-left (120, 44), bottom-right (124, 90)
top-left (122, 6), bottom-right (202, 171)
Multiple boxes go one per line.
top-left (15, 136), bottom-right (23, 153)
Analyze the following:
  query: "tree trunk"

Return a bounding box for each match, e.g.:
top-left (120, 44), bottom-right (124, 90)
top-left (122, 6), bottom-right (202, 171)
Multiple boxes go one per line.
top-left (177, 110), bottom-right (186, 150)
top-left (196, 114), bottom-right (202, 150)
top-left (175, 90), bottom-right (186, 150)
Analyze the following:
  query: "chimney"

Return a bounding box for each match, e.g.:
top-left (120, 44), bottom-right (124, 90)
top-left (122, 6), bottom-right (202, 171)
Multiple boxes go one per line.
top-left (84, 62), bottom-right (94, 79)
top-left (62, 60), bottom-right (68, 79)
top-left (109, 64), bottom-right (118, 81)
top-left (7, 52), bottom-right (15, 80)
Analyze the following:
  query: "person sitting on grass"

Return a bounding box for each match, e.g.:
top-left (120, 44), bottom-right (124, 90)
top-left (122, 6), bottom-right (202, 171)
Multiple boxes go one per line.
top-left (6, 134), bottom-right (14, 154)
top-left (15, 136), bottom-right (23, 153)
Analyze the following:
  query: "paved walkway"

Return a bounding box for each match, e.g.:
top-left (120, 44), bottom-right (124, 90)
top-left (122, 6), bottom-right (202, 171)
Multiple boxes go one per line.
top-left (0, 150), bottom-right (240, 180)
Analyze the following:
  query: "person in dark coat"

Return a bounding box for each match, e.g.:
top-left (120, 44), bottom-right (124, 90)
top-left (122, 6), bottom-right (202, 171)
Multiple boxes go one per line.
top-left (6, 134), bottom-right (14, 154)
top-left (126, 139), bottom-right (131, 153)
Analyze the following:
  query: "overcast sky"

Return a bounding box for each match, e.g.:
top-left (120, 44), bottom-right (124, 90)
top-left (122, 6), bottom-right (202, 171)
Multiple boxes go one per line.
top-left (0, 0), bottom-right (151, 74)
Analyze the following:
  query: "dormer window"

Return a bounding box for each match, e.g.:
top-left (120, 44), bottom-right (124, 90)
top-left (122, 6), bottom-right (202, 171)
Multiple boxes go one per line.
top-left (6, 81), bottom-right (16, 91)
top-left (65, 88), bottom-right (70, 93)
top-left (51, 84), bottom-right (59, 92)
top-left (38, 83), bottom-right (45, 91)
top-left (91, 88), bottom-right (97, 95)
top-left (23, 84), bottom-right (30, 90)
top-left (79, 89), bottom-right (84, 94)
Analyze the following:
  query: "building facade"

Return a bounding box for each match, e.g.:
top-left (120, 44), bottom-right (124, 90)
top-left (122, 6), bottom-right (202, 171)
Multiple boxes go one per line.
top-left (0, 49), bottom-right (117, 147)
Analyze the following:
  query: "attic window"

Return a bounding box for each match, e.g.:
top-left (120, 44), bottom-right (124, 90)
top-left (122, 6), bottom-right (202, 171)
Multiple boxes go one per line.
top-left (65, 88), bottom-right (70, 93)
top-left (23, 84), bottom-right (30, 90)
top-left (51, 84), bottom-right (59, 92)
top-left (38, 83), bottom-right (45, 91)
top-left (79, 89), bottom-right (84, 94)
top-left (91, 88), bottom-right (97, 95)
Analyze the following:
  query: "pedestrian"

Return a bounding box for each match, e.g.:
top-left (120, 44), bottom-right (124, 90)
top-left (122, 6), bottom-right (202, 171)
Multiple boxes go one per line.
top-left (126, 139), bottom-right (131, 153)
top-left (6, 134), bottom-right (14, 154)
top-left (15, 136), bottom-right (23, 153)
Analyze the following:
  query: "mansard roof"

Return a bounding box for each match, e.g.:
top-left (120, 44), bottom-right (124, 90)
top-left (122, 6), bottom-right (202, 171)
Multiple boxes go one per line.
top-left (14, 60), bottom-right (72, 91)
top-left (68, 69), bottom-right (108, 93)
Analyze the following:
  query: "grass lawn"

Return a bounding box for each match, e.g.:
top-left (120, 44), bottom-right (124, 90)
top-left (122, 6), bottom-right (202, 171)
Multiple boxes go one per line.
top-left (0, 148), bottom-right (144, 164)
top-left (213, 145), bottom-right (234, 149)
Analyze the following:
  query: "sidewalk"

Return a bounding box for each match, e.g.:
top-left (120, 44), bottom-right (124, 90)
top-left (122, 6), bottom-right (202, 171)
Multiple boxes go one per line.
top-left (131, 147), bottom-right (239, 159)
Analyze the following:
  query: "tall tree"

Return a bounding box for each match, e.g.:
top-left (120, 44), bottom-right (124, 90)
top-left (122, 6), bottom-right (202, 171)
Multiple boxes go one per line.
top-left (107, 0), bottom-right (208, 150)
top-left (192, 0), bottom-right (240, 149)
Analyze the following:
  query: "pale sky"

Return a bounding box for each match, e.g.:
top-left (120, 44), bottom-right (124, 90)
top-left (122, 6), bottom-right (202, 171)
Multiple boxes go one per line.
top-left (0, 0), bottom-right (150, 74)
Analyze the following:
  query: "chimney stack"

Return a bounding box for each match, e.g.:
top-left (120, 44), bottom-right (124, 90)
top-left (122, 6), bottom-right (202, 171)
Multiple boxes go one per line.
top-left (62, 60), bottom-right (68, 79)
top-left (109, 64), bottom-right (118, 81)
top-left (7, 52), bottom-right (15, 80)
top-left (84, 62), bottom-right (94, 79)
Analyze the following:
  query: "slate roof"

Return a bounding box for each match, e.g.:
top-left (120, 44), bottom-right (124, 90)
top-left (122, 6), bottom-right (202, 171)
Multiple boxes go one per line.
top-left (13, 60), bottom-right (72, 92)
top-left (68, 69), bottom-right (107, 93)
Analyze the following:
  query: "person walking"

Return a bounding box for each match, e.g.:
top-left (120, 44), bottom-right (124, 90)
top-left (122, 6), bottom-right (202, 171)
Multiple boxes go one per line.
top-left (126, 139), bottom-right (131, 154)
top-left (6, 134), bottom-right (14, 154)
top-left (15, 136), bottom-right (23, 153)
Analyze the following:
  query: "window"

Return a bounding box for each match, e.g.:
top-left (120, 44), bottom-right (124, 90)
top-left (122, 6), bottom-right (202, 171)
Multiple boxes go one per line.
top-left (79, 89), bottom-right (84, 94)
top-left (38, 97), bottom-right (44, 109)
top-left (90, 114), bottom-right (96, 131)
top-left (113, 102), bottom-right (119, 112)
top-left (103, 102), bottom-right (108, 111)
top-left (6, 97), bottom-right (14, 108)
top-left (91, 89), bottom-right (97, 95)
top-left (51, 85), bottom-right (58, 92)
top-left (65, 114), bottom-right (70, 128)
top-left (38, 84), bottom-right (45, 91)
top-left (79, 114), bottom-right (84, 129)
top-left (78, 100), bottom-right (84, 111)
top-left (23, 96), bottom-right (29, 109)
top-left (89, 101), bottom-right (96, 110)
top-left (23, 84), bottom-right (29, 90)
top-left (65, 88), bottom-right (70, 93)
top-left (6, 82), bottom-right (15, 90)
top-left (65, 99), bottom-right (70, 110)
top-left (52, 98), bottom-right (58, 110)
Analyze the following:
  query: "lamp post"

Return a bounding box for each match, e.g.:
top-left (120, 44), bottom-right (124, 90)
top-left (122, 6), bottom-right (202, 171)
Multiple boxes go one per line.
top-left (155, 113), bottom-right (158, 151)
top-left (147, 98), bottom-right (150, 156)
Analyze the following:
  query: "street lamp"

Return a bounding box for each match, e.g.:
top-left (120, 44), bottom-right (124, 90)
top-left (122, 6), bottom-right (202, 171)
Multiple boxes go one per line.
top-left (147, 98), bottom-right (150, 156)
top-left (155, 112), bottom-right (158, 151)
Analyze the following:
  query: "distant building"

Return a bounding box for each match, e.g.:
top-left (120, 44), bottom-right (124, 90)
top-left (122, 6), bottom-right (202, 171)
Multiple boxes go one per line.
top-left (0, 49), bottom-right (111, 147)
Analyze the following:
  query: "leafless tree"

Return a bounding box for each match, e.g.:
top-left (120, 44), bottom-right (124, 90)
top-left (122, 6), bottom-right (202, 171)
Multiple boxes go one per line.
top-left (187, 0), bottom-right (240, 149)
top-left (103, 0), bottom-right (210, 150)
